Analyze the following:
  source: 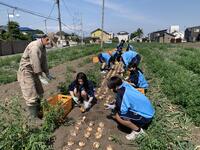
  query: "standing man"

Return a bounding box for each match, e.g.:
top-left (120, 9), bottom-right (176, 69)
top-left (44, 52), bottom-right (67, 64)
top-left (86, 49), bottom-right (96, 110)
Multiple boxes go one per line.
top-left (17, 34), bottom-right (55, 121)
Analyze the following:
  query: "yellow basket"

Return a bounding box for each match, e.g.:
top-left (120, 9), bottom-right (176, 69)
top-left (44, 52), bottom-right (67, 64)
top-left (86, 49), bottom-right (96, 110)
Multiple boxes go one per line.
top-left (47, 94), bottom-right (72, 118)
top-left (93, 56), bottom-right (99, 63)
top-left (136, 88), bottom-right (145, 94)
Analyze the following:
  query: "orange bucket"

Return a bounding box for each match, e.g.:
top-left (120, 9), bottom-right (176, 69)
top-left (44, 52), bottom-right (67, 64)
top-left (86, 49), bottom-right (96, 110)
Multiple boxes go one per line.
top-left (136, 88), bottom-right (145, 94)
top-left (93, 56), bottom-right (99, 63)
top-left (47, 94), bottom-right (72, 118)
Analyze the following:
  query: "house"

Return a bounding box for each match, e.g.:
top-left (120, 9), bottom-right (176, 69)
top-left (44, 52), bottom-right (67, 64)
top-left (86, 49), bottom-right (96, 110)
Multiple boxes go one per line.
top-left (169, 25), bottom-right (180, 34)
top-left (149, 29), bottom-right (176, 43)
top-left (185, 26), bottom-right (200, 42)
top-left (159, 32), bottom-right (175, 43)
top-left (91, 28), bottom-right (112, 42)
top-left (116, 31), bottom-right (129, 42)
top-left (149, 29), bottom-right (168, 42)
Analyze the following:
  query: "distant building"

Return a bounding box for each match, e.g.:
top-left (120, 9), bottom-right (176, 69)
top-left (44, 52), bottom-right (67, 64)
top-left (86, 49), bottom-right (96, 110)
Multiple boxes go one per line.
top-left (159, 32), bottom-right (175, 43)
top-left (116, 31), bottom-right (129, 42)
top-left (169, 25), bottom-right (180, 33)
top-left (185, 26), bottom-right (200, 42)
top-left (91, 28), bottom-right (112, 42)
top-left (149, 29), bottom-right (168, 42)
top-left (149, 29), bottom-right (175, 43)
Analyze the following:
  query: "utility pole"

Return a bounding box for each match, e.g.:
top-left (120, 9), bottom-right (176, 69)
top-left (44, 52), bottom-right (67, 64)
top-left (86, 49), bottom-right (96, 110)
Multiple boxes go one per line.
top-left (80, 14), bottom-right (83, 45)
top-left (44, 19), bottom-right (47, 34)
top-left (56, 0), bottom-right (62, 41)
top-left (100, 0), bottom-right (105, 49)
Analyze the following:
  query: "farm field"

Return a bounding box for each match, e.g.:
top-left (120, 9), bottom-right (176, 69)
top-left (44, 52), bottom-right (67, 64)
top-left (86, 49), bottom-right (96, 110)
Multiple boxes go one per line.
top-left (0, 43), bottom-right (199, 150)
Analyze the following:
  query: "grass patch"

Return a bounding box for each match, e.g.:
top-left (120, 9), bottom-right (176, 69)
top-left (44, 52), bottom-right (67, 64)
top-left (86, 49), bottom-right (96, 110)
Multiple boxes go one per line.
top-left (135, 63), bottom-right (194, 150)
top-left (133, 43), bottom-right (200, 126)
top-left (0, 96), bottom-right (74, 150)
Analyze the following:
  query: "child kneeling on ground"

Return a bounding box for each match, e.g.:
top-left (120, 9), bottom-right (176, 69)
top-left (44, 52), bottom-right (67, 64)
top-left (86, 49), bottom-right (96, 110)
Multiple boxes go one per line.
top-left (98, 52), bottom-right (115, 73)
top-left (105, 76), bottom-right (155, 140)
top-left (68, 72), bottom-right (95, 111)
top-left (127, 64), bottom-right (149, 90)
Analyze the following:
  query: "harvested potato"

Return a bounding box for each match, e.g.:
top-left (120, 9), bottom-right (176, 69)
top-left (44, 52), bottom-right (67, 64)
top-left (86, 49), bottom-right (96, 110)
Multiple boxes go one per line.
top-left (97, 127), bottom-right (103, 132)
top-left (79, 141), bottom-right (85, 147)
top-left (108, 136), bottom-right (113, 141)
top-left (80, 107), bottom-right (85, 113)
top-left (81, 116), bottom-right (86, 122)
top-left (87, 127), bottom-right (93, 132)
top-left (106, 145), bottom-right (113, 150)
top-left (84, 132), bottom-right (91, 138)
top-left (99, 122), bottom-right (104, 128)
top-left (95, 132), bottom-right (102, 139)
top-left (67, 141), bottom-right (74, 146)
top-left (89, 121), bottom-right (94, 127)
top-left (70, 131), bottom-right (77, 137)
top-left (62, 145), bottom-right (70, 150)
top-left (93, 142), bottom-right (100, 149)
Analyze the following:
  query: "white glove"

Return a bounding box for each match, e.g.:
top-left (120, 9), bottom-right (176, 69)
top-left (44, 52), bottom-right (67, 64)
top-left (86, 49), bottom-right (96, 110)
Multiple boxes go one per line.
top-left (39, 75), bottom-right (49, 85)
top-left (72, 96), bottom-right (79, 104)
top-left (105, 104), bottom-right (115, 110)
top-left (46, 73), bottom-right (55, 80)
top-left (83, 101), bottom-right (91, 110)
top-left (101, 70), bottom-right (107, 74)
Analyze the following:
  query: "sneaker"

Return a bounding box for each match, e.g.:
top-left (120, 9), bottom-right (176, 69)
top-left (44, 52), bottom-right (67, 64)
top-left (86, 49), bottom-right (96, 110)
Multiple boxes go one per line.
top-left (101, 71), bottom-right (107, 74)
top-left (125, 128), bottom-right (145, 140)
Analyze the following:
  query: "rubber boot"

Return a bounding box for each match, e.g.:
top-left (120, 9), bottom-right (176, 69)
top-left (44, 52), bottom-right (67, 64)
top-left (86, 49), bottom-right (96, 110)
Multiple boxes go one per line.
top-left (27, 105), bottom-right (43, 127)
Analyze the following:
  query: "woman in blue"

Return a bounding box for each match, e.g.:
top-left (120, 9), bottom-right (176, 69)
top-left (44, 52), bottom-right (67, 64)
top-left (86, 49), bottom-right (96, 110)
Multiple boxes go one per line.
top-left (121, 50), bottom-right (141, 71)
top-left (98, 52), bottom-right (114, 73)
top-left (126, 44), bottom-right (136, 51)
top-left (68, 72), bottom-right (95, 111)
top-left (128, 64), bottom-right (149, 90)
top-left (106, 76), bottom-right (155, 140)
top-left (112, 46), bottom-right (123, 62)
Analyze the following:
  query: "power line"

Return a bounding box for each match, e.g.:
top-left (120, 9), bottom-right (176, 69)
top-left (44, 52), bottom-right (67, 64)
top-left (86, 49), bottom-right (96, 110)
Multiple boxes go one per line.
top-left (44, 2), bottom-right (56, 34)
top-left (47, 2), bottom-right (56, 19)
top-left (0, 1), bottom-right (87, 34)
top-left (61, 0), bottom-right (74, 18)
top-left (0, 1), bottom-right (58, 21)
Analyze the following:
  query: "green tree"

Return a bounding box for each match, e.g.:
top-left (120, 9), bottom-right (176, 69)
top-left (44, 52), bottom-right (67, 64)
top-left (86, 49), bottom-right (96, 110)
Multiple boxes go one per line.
top-left (35, 29), bottom-right (44, 34)
top-left (130, 28), bottom-right (144, 39)
top-left (7, 21), bottom-right (21, 40)
top-left (137, 28), bottom-right (143, 38)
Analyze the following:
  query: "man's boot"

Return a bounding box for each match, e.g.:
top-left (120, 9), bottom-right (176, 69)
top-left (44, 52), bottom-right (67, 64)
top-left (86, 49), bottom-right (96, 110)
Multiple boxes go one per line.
top-left (27, 105), bottom-right (43, 127)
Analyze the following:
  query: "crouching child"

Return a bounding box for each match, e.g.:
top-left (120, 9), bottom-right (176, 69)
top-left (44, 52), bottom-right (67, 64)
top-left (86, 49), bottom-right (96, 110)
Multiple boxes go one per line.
top-left (127, 64), bottom-right (149, 91)
top-left (98, 52), bottom-right (115, 73)
top-left (106, 76), bottom-right (155, 140)
top-left (68, 72), bottom-right (95, 112)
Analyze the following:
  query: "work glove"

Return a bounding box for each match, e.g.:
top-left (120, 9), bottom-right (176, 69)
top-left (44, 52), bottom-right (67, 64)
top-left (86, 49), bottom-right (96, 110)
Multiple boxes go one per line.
top-left (46, 73), bottom-right (55, 80)
top-left (39, 75), bottom-right (49, 85)
top-left (72, 96), bottom-right (79, 104)
top-left (83, 101), bottom-right (91, 110)
top-left (101, 70), bottom-right (107, 74)
top-left (105, 104), bottom-right (116, 110)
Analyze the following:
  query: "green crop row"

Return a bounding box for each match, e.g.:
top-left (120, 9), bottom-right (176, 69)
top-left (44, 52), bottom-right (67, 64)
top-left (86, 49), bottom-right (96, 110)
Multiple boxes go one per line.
top-left (134, 43), bottom-right (200, 126)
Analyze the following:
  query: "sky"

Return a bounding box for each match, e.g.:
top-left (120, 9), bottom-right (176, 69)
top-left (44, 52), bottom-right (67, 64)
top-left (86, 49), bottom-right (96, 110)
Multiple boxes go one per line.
top-left (0, 0), bottom-right (200, 36)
